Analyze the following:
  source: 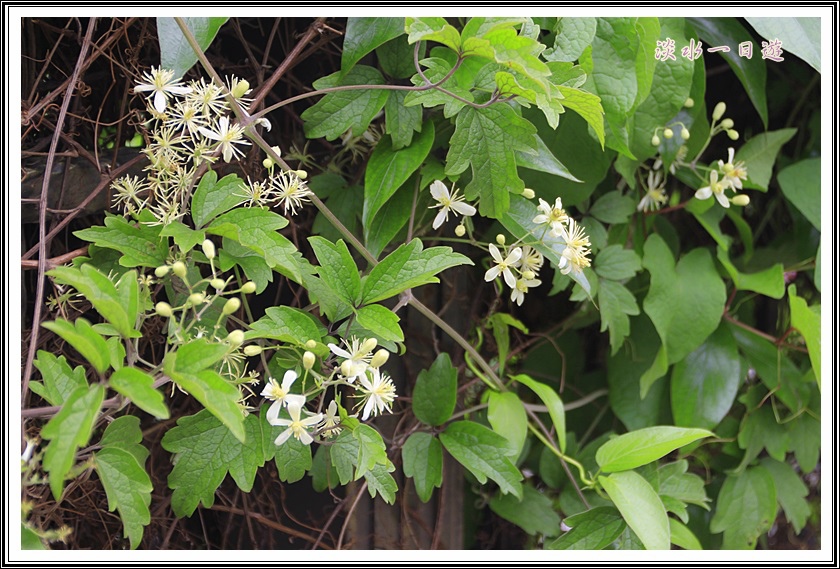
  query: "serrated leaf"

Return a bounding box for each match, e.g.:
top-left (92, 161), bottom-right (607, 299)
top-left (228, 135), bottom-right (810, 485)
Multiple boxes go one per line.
top-left (247, 306), bottom-right (324, 345)
top-left (545, 17), bottom-right (597, 62)
top-left (218, 238), bottom-right (273, 294)
top-left (402, 432), bottom-right (443, 503)
top-left (364, 120), bottom-right (434, 232)
top-left (42, 384), bottom-right (105, 500)
top-left (354, 424), bottom-right (390, 476)
top-left (94, 447), bottom-right (152, 549)
top-left (671, 324), bottom-right (740, 430)
top-left (598, 280), bottom-right (640, 355)
top-left (161, 411), bottom-right (268, 516)
top-left (309, 237), bottom-right (361, 305)
top-left (760, 457), bottom-right (811, 534)
top-left (487, 391), bottom-right (528, 458)
top-left (710, 466), bottom-right (777, 549)
top-left (412, 353), bottom-right (458, 427)
top-left (511, 374), bottom-right (566, 453)
top-left (745, 17), bottom-right (820, 72)
top-left (355, 304), bottom-right (404, 343)
top-left (99, 416), bottom-right (150, 465)
top-left (596, 426), bottom-right (714, 472)
top-left (42, 318), bottom-right (110, 374)
top-left (364, 178), bottom-right (415, 259)
top-left (658, 460), bottom-right (710, 510)
top-left (361, 238), bottom-right (473, 304)
top-left (330, 430), bottom-right (359, 484)
top-left (405, 17), bottom-right (461, 52)
top-left (342, 17), bottom-right (405, 75)
top-left (445, 104), bottom-right (537, 218)
top-left (159, 221), bottom-right (205, 253)
top-left (169, 369), bottom-right (245, 443)
top-left (600, 470), bottom-right (670, 550)
top-left (165, 338), bottom-right (230, 375)
top-left (273, 436), bottom-right (312, 483)
top-left (490, 484), bottom-right (562, 537)
top-left (31, 351), bottom-right (87, 406)
top-left (109, 367), bottom-right (169, 420)
top-left (778, 158), bottom-right (820, 230)
top-left (363, 461), bottom-right (398, 504)
top-left (688, 17), bottom-right (768, 127)
top-left (736, 404), bottom-right (790, 469)
top-left (384, 90), bottom-right (423, 148)
top-left (556, 83), bottom-right (605, 148)
top-left (588, 19), bottom-right (640, 144)
top-left (440, 420), bottom-right (523, 498)
top-left (789, 411), bottom-right (820, 474)
top-left (190, 171), bottom-right (246, 228)
top-left (302, 66), bottom-right (390, 141)
top-left (594, 245), bottom-right (642, 281)
top-left (547, 506), bottom-right (626, 550)
top-left (589, 191), bottom-right (636, 224)
top-left (404, 55), bottom-right (473, 116)
top-left (157, 17), bottom-right (228, 79)
top-left (716, 247), bottom-right (785, 299)
top-left (74, 214), bottom-right (167, 268)
top-left (734, 128), bottom-right (797, 191)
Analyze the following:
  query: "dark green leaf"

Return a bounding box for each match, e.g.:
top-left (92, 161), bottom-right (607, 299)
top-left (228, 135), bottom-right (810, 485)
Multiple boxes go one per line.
top-left (309, 237), bottom-right (361, 306)
top-left (384, 90), bottom-right (423, 148)
top-left (342, 17), bottom-right (405, 75)
top-left (218, 238), bottom-right (273, 294)
top-left (589, 191), bottom-right (636, 224)
top-left (544, 17), bottom-right (597, 62)
top-left (490, 485), bottom-right (562, 537)
top-left (515, 130), bottom-right (582, 183)
top-left (760, 457), bottom-right (810, 534)
top-left (190, 171), bottom-right (245, 228)
top-left (31, 351), bottom-right (87, 406)
top-left (247, 306), bottom-right (324, 345)
top-left (402, 432), bottom-right (443, 503)
top-left (487, 391), bottom-right (528, 458)
top-left (512, 374), bottom-right (566, 452)
top-left (597, 279), bottom-right (640, 355)
top-left (594, 245), bottom-right (642, 281)
top-left (363, 461), bottom-right (398, 504)
top-left (789, 408), bottom-right (820, 474)
top-left (736, 404), bottom-right (790, 469)
top-left (716, 247), bottom-right (785, 299)
top-left (596, 426), bottom-right (714, 472)
top-left (109, 367), bottom-right (169, 419)
top-left (74, 214), bottom-right (167, 268)
top-left (547, 506), bottom-right (626, 550)
top-left (169, 369), bottom-right (245, 443)
top-left (273, 436), bottom-right (312, 483)
top-left (157, 17), bottom-right (228, 79)
top-left (710, 465), bottom-right (777, 549)
top-left (42, 318), bottom-right (110, 374)
top-left (778, 158), bottom-right (820, 231)
top-left (355, 304), bottom-right (404, 343)
top-left (159, 221), bottom-right (205, 253)
top-left (440, 420), bottom-right (523, 498)
top-left (735, 128), bottom-right (797, 191)
top-left (745, 17), bottom-right (820, 72)
top-left (413, 353), bottom-right (458, 427)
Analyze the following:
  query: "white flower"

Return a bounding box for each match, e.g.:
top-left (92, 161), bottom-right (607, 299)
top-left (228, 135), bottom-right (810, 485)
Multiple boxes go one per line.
top-left (515, 245), bottom-right (544, 275)
top-left (532, 197), bottom-right (568, 235)
top-left (321, 400), bottom-right (340, 437)
top-left (484, 244), bottom-right (522, 289)
top-left (356, 367), bottom-right (397, 421)
top-left (717, 147), bottom-right (748, 191)
top-left (637, 169), bottom-right (668, 212)
top-left (198, 116), bottom-right (250, 163)
top-left (261, 370), bottom-right (298, 420)
top-left (510, 276), bottom-right (541, 306)
top-left (134, 67), bottom-right (192, 114)
top-left (267, 394), bottom-right (323, 446)
top-left (328, 336), bottom-right (377, 382)
top-left (695, 170), bottom-right (730, 208)
top-left (557, 219), bottom-right (591, 275)
top-left (429, 180), bottom-right (476, 230)
top-left (271, 171), bottom-right (313, 215)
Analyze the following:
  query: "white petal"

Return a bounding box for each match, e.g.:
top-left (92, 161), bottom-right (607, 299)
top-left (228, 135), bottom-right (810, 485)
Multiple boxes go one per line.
top-left (715, 192), bottom-right (730, 208)
top-left (451, 201), bottom-right (476, 217)
top-left (433, 209), bottom-right (447, 230)
top-left (532, 214), bottom-right (549, 225)
top-left (266, 399), bottom-right (284, 424)
top-left (328, 343), bottom-right (352, 359)
top-left (502, 268), bottom-right (516, 289)
top-left (727, 147), bottom-right (735, 163)
top-left (504, 247), bottom-right (523, 265)
top-left (198, 126), bottom-right (219, 141)
top-left (133, 84), bottom-right (154, 93)
top-left (281, 370), bottom-right (298, 391)
top-left (168, 85), bottom-right (192, 95)
top-left (429, 180), bottom-right (449, 201)
top-left (695, 187), bottom-right (712, 200)
top-left (285, 394), bottom-right (306, 410)
top-left (298, 430), bottom-right (314, 445)
top-left (488, 243), bottom-right (503, 263)
top-left (274, 428), bottom-right (293, 446)
top-left (484, 265), bottom-right (501, 282)
top-left (153, 91), bottom-right (167, 113)
top-left (362, 397), bottom-right (376, 421)
top-left (302, 413), bottom-right (325, 427)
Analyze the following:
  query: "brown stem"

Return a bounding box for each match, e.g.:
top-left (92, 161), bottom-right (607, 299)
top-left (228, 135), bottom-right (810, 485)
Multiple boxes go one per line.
top-left (21, 247), bottom-right (88, 270)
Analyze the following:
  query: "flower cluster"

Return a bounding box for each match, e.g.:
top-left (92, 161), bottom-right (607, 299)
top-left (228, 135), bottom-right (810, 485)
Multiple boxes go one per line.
top-left (695, 147), bottom-right (750, 208)
top-left (328, 336), bottom-right (397, 421)
top-left (428, 180), bottom-right (476, 233)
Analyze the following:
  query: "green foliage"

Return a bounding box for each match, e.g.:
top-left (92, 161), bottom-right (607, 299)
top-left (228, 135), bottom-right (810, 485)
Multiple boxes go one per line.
top-left (74, 214), bottom-right (168, 268)
top-left (548, 506), bottom-right (626, 550)
top-left (710, 465), bottom-right (777, 549)
top-left (778, 158), bottom-right (821, 230)
top-left (596, 426), bottom-right (714, 472)
top-left (745, 17), bottom-right (821, 72)
top-left (439, 421), bottom-right (523, 498)
top-left (341, 17), bottom-right (406, 76)
top-left (735, 128), bottom-right (797, 191)
top-left (41, 318), bottom-right (111, 374)
top-left (109, 367), bottom-right (170, 419)
top-left (191, 171), bottom-right (246, 228)
top-left (157, 17), bottom-right (228, 78)
top-left (402, 432), bottom-right (443, 503)
top-left (412, 353), bottom-right (458, 427)
top-left (31, 351), bottom-right (87, 406)
top-left (600, 470), bottom-right (670, 550)
top-left (487, 390), bottom-right (528, 457)
top-left (489, 484), bottom-right (562, 537)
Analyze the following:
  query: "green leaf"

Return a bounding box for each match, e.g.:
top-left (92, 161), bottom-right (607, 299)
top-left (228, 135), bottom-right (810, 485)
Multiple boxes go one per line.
top-left (247, 306), bottom-right (324, 345)
top-left (545, 17), bottom-right (597, 62)
top-left (515, 130), bottom-right (582, 183)
top-left (412, 353), bottom-right (458, 427)
top-left (486, 312), bottom-right (528, 375)
top-left (353, 424), bottom-right (390, 476)
top-left (789, 411), bottom-right (820, 474)
top-left (109, 367), bottom-right (169, 420)
top-left (363, 461), bottom-right (398, 504)
top-left (596, 426), bottom-right (714, 472)
top-left (405, 17), bottom-right (461, 52)
top-left (402, 432), bottom-right (443, 503)
top-left (342, 17), bottom-right (405, 75)
top-left (31, 351), bottom-right (87, 406)
top-left (547, 506), bottom-right (626, 550)
top-left (157, 17), bottom-right (228, 79)
top-left (161, 411), bottom-right (269, 516)
top-left (273, 436), bottom-right (312, 483)
top-left (641, 234), bottom-right (726, 394)
top-left (310, 444), bottom-right (339, 492)
top-left (597, 279), bottom-right (640, 355)
top-left (745, 17), bottom-right (820, 72)
top-left (594, 245), bottom-right (642, 281)
top-left (687, 17), bottom-right (768, 127)
top-left (377, 35), bottom-right (418, 80)
top-left (778, 158), bottom-right (820, 230)
top-left (716, 247), bottom-right (785, 299)
top-left (94, 447), bottom-right (152, 549)
top-left (589, 190), bottom-right (636, 224)
top-left (99, 416), bottom-right (149, 465)
top-left (490, 484), bottom-right (562, 537)
top-left (487, 391), bottom-right (528, 458)
top-left (710, 465), bottom-right (777, 549)
top-left (511, 374), bottom-right (566, 453)
top-left (42, 318), bottom-right (110, 374)
top-left (355, 304), bottom-right (404, 343)
top-left (159, 221), bottom-right (205, 253)
top-left (364, 178), bottom-right (415, 259)
top-left (21, 525), bottom-right (47, 550)
top-left (308, 237), bottom-right (361, 305)
top-left (600, 470), bottom-right (670, 550)
top-left (669, 519), bottom-right (702, 550)
top-left (330, 430), bottom-right (360, 484)
top-left (165, 338), bottom-right (230, 375)
top-left (440, 420), bottom-right (523, 498)
top-left (384, 90), bottom-right (423, 149)
top-left (42, 384), bottom-right (105, 499)
top-left (74, 214), bottom-right (168, 268)
top-left (760, 457), bottom-right (811, 534)
top-left (302, 65), bottom-right (390, 141)
top-left (734, 128), bottom-right (797, 191)
top-left (169, 369), bottom-right (245, 444)
top-left (191, 171), bottom-right (245, 228)
top-left (589, 18), bottom-right (639, 120)
top-left (671, 324), bottom-right (741, 430)
top-left (658, 460), bottom-right (710, 511)
top-left (445, 104), bottom-right (537, 218)
top-left (361, 238), bottom-right (473, 304)
top-left (737, 404), bottom-right (790, 469)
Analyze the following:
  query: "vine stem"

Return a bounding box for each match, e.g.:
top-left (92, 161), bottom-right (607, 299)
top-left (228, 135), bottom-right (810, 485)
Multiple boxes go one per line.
top-left (527, 422), bottom-right (593, 487)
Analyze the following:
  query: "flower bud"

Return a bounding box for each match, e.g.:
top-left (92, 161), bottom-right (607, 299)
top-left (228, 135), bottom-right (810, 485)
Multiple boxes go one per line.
top-left (294, 169), bottom-right (308, 180)
top-left (155, 302), bottom-right (173, 317)
top-left (188, 292), bottom-right (205, 306)
top-left (227, 330), bottom-right (245, 347)
top-left (727, 129), bottom-right (740, 141)
top-left (370, 349), bottom-right (389, 369)
top-left (340, 360), bottom-right (354, 377)
top-left (720, 118), bottom-right (734, 130)
top-left (270, 145), bottom-right (282, 158)
top-left (202, 239), bottom-right (216, 260)
top-left (522, 270), bottom-right (536, 280)
top-left (210, 278), bottom-right (226, 291)
top-left (303, 351), bottom-right (316, 370)
top-left (651, 134), bottom-right (661, 146)
top-left (680, 128), bottom-right (690, 140)
top-left (684, 97), bottom-right (695, 108)
top-left (231, 79), bottom-right (250, 99)
top-left (172, 261), bottom-right (187, 279)
top-left (262, 157), bottom-right (274, 169)
top-left (305, 339), bottom-right (318, 350)
top-left (495, 234), bottom-right (506, 246)
top-left (241, 281), bottom-right (257, 294)
top-left (222, 297), bottom-right (241, 315)
top-left (731, 194), bottom-right (750, 206)
top-left (522, 188), bottom-right (535, 199)
top-left (712, 102), bottom-right (727, 121)
top-left (360, 338), bottom-right (378, 354)
top-left (243, 345), bottom-right (262, 357)
top-left (454, 224), bottom-right (466, 237)
top-left (663, 128), bottom-right (674, 139)
top-left (155, 265), bottom-right (170, 278)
